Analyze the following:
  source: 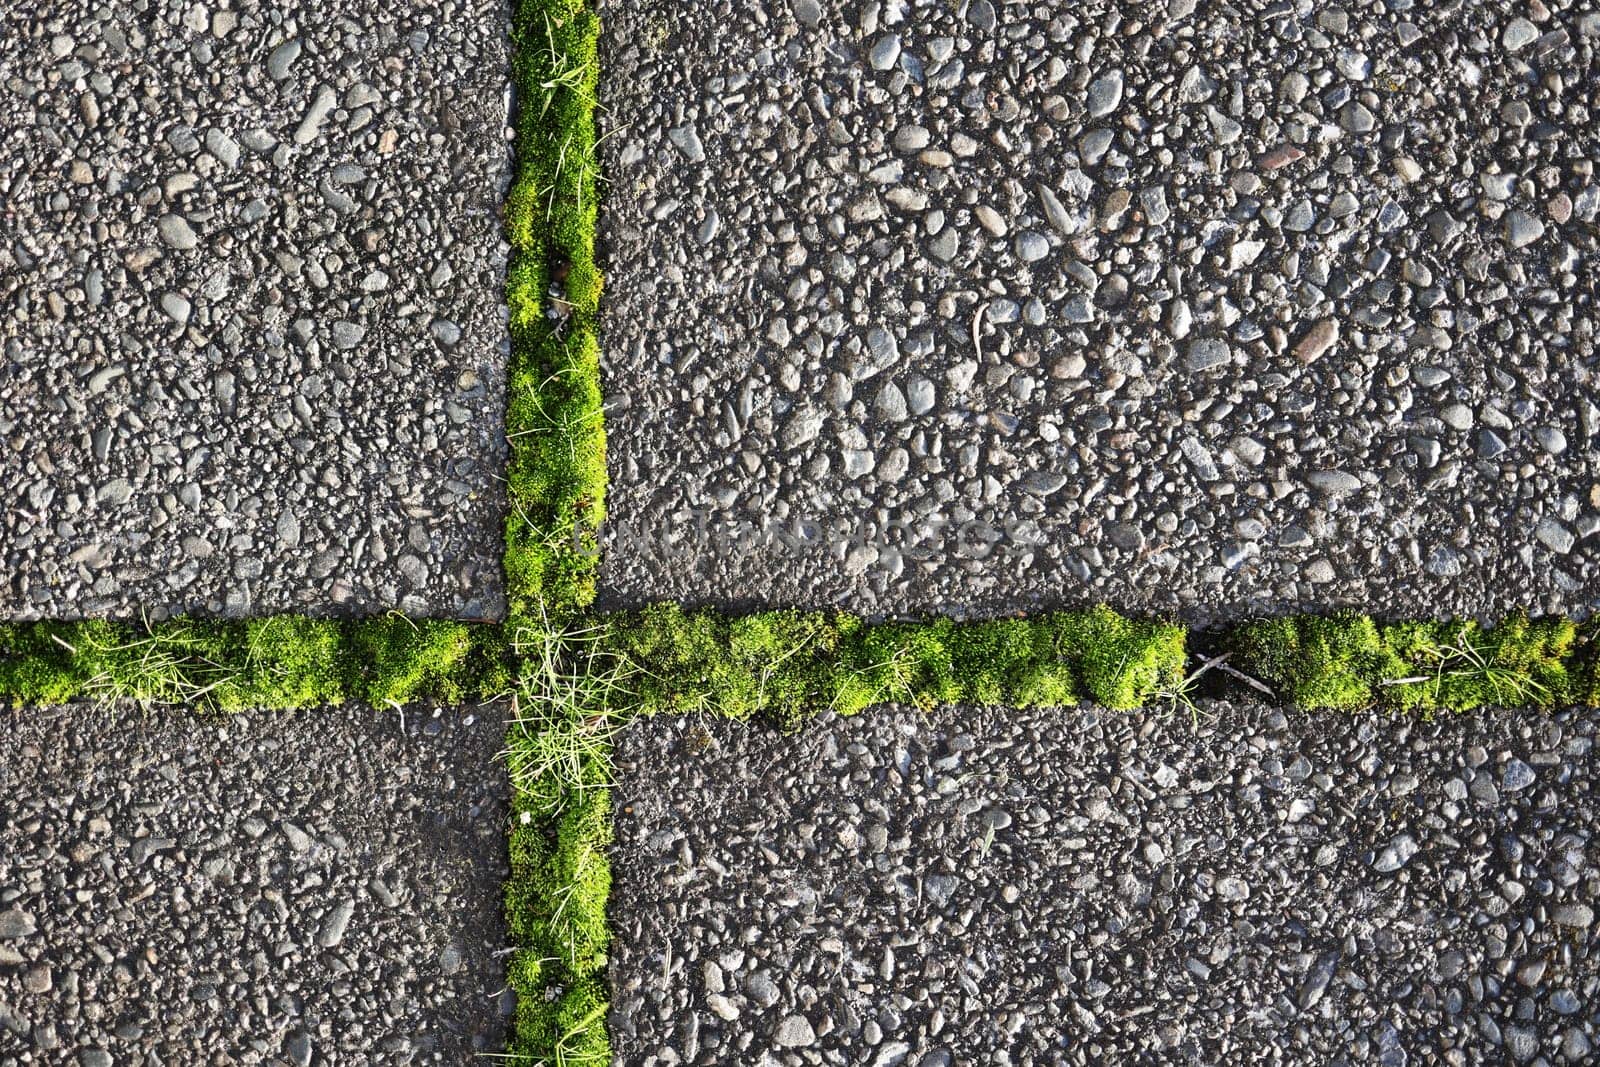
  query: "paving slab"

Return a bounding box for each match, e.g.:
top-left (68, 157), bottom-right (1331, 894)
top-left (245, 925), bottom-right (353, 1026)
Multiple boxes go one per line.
top-left (597, 1), bottom-right (1600, 622)
top-left (0, 704), bottom-right (509, 1063)
top-left (611, 703), bottom-right (1600, 1065)
top-left (0, 0), bottom-right (509, 620)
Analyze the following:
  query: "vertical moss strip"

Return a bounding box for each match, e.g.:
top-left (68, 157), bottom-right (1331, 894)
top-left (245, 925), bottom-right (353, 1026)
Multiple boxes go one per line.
top-left (503, 0), bottom-right (610, 1060)
top-left (504, 0), bottom-right (606, 620)
top-left (505, 761), bottom-right (613, 1064)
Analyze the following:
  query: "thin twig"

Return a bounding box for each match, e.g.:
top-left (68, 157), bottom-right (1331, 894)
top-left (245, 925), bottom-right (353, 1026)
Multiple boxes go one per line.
top-left (1215, 660), bottom-right (1276, 697)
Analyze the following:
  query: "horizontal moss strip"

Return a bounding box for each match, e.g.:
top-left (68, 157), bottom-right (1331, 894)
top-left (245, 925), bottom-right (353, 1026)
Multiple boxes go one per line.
top-left (9, 607), bottom-right (1593, 720)
top-left (502, 607), bottom-right (1600, 735)
top-left (1232, 612), bottom-right (1600, 712)
top-left (0, 616), bottom-right (508, 712)
top-left (610, 602), bottom-right (1189, 726)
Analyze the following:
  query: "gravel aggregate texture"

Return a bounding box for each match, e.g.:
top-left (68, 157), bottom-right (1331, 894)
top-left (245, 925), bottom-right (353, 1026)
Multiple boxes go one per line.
top-left (596, 0), bottom-right (1600, 622)
top-left (612, 702), bottom-right (1600, 1065)
top-left (0, 703), bottom-right (509, 1064)
top-left (0, 0), bottom-right (510, 620)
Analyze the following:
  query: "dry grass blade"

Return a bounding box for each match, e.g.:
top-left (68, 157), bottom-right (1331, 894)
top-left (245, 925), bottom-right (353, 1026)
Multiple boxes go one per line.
top-left (500, 605), bottom-right (634, 802)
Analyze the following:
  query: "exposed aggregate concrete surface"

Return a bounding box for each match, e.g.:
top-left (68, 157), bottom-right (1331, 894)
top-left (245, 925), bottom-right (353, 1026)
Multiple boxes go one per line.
top-left (597, 0), bottom-right (1600, 622)
top-left (0, 704), bottom-right (509, 1065)
top-left (612, 703), bottom-right (1600, 1066)
top-left (0, 0), bottom-right (510, 620)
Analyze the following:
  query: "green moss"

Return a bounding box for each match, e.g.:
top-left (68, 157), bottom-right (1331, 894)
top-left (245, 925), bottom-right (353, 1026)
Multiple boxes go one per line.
top-left (1578, 619), bottom-right (1600, 707)
top-left (551, 979), bottom-right (612, 1065)
top-left (612, 604), bottom-right (844, 725)
top-left (221, 617), bottom-right (347, 710)
top-left (602, 606), bottom-right (1179, 722)
top-left (1051, 606), bottom-right (1187, 710)
top-left (0, 619), bottom-right (282, 709)
top-left (502, 0), bottom-right (606, 621)
top-left (0, 620), bottom-right (110, 705)
top-left (498, 4), bottom-right (610, 1051)
top-left (505, 755), bottom-right (612, 1065)
top-left (947, 619), bottom-right (1045, 706)
top-left (614, 603), bottom-right (733, 715)
top-left (0, 616), bottom-right (512, 712)
top-left (351, 616), bottom-right (475, 707)
top-left (1379, 615), bottom-right (1576, 712)
top-left (1233, 612), bottom-right (1583, 713)
top-left (837, 620), bottom-right (961, 714)
top-left (550, 788), bottom-right (612, 970)
top-left (1232, 613), bottom-right (1384, 710)
top-left (723, 611), bottom-right (845, 726)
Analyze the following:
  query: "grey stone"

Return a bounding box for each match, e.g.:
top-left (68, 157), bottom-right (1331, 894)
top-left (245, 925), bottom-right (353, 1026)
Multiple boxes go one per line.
top-left (1534, 426), bottom-right (1567, 455)
top-left (1186, 338), bottom-right (1230, 372)
top-left (1063, 295), bottom-right (1094, 323)
top-left (774, 1015), bottom-right (816, 1047)
top-left (1502, 759), bottom-right (1535, 792)
top-left (204, 128), bottom-right (239, 167)
top-left (158, 214), bottom-right (198, 250)
top-left (267, 39), bottom-right (301, 80)
top-left (294, 85), bottom-right (338, 145)
top-left (1139, 186), bottom-right (1169, 226)
top-left (1340, 100), bottom-right (1376, 133)
top-left (1373, 834), bottom-right (1419, 873)
top-left (1535, 517), bottom-right (1575, 555)
top-left (869, 35), bottom-right (901, 71)
top-left (1440, 404), bottom-right (1474, 431)
top-left (1180, 437), bottom-right (1219, 481)
top-left (1306, 470), bottom-right (1362, 496)
top-left (783, 409), bottom-right (825, 449)
top-left (1014, 231), bottom-right (1049, 262)
top-left (1298, 951), bottom-right (1339, 1010)
top-left (1086, 70), bottom-right (1123, 118)
top-left (1021, 472), bottom-right (1068, 496)
top-left (746, 974), bottom-right (781, 1007)
top-left (667, 125), bottom-right (705, 163)
top-left (927, 229), bottom-right (958, 262)
top-left (430, 319), bottom-right (463, 347)
top-left (332, 321), bottom-right (366, 350)
top-left (0, 909), bottom-right (36, 939)
top-left (1037, 184), bottom-right (1081, 236)
top-left (1502, 18), bottom-right (1538, 51)
top-left (318, 900), bottom-right (356, 948)
top-left (1504, 210), bottom-right (1545, 248)
top-left (905, 376), bottom-right (936, 415)
top-left (1505, 1026), bottom-right (1537, 1062)
top-left (875, 382), bottom-right (909, 421)
top-left (160, 292), bottom-right (192, 324)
